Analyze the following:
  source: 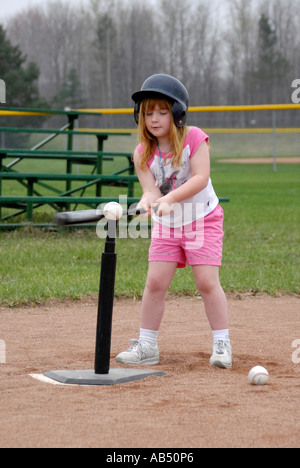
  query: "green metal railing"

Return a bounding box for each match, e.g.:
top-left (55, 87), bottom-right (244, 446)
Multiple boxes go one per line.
top-left (0, 105), bottom-right (232, 228)
top-left (0, 107), bottom-right (138, 227)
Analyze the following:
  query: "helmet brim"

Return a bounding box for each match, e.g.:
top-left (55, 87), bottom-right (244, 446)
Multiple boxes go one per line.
top-left (132, 89), bottom-right (176, 104)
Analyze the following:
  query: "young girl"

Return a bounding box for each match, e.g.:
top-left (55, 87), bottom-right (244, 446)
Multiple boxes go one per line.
top-left (116, 74), bottom-right (232, 369)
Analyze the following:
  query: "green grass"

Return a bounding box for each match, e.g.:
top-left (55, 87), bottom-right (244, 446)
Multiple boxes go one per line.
top-left (213, 163), bottom-right (300, 294)
top-left (209, 132), bottom-right (300, 157)
top-left (0, 161), bottom-right (299, 307)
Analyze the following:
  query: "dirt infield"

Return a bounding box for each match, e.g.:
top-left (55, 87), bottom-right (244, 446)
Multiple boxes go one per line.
top-left (0, 294), bottom-right (299, 448)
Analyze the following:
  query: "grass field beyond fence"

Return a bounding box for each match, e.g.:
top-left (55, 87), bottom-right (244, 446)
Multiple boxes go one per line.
top-left (0, 162), bottom-right (299, 307)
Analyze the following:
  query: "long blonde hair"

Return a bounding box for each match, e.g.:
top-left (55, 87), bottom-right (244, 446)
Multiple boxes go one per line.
top-left (137, 98), bottom-right (187, 171)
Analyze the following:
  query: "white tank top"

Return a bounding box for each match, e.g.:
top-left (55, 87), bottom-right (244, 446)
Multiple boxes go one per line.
top-left (137, 127), bottom-right (219, 228)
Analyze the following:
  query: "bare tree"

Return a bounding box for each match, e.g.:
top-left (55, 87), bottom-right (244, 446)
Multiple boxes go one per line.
top-left (159, 0), bottom-right (194, 83)
top-left (259, 0), bottom-right (300, 102)
top-left (189, 0), bottom-right (223, 106)
top-left (114, 1), bottom-right (162, 107)
top-left (224, 0), bottom-right (259, 106)
top-left (7, 1), bottom-right (90, 103)
top-left (4, 0), bottom-right (299, 120)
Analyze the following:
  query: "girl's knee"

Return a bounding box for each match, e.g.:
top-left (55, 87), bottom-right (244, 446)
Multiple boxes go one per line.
top-left (196, 278), bottom-right (217, 296)
top-left (145, 275), bottom-right (168, 295)
top-left (145, 262), bottom-right (177, 295)
top-left (193, 266), bottom-right (221, 296)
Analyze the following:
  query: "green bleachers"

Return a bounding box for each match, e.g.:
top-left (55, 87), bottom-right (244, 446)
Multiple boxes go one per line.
top-left (0, 108), bottom-right (139, 226)
top-left (0, 106), bottom-right (229, 228)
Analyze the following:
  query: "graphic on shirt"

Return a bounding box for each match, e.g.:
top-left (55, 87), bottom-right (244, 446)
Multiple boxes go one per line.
top-left (156, 145), bottom-right (190, 196)
top-left (160, 170), bottom-right (179, 195)
top-left (142, 127), bottom-right (218, 227)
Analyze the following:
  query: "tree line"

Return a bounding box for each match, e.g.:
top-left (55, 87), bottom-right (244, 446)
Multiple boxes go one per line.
top-left (1, 0), bottom-right (300, 128)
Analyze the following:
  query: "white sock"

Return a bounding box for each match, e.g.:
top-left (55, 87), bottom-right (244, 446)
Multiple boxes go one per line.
top-left (139, 328), bottom-right (159, 345)
top-left (212, 329), bottom-right (230, 343)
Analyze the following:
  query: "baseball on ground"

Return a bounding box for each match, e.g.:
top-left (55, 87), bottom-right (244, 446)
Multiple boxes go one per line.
top-left (248, 366), bottom-right (269, 385)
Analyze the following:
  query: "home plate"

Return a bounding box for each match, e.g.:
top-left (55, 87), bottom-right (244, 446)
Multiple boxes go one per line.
top-left (30, 374), bottom-right (69, 386)
top-left (30, 368), bottom-right (165, 386)
top-left (30, 372), bottom-right (101, 387)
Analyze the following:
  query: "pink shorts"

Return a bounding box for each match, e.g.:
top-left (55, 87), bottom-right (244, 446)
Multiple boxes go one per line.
top-left (149, 205), bottom-right (224, 268)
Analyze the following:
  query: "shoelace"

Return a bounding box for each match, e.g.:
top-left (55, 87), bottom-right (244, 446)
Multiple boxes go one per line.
top-left (127, 339), bottom-right (151, 359)
top-left (128, 339), bottom-right (139, 351)
top-left (215, 340), bottom-right (227, 355)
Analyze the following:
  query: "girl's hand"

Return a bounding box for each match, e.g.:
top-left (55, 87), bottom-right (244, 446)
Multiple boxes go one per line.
top-left (152, 195), bottom-right (175, 217)
top-left (136, 200), bottom-right (152, 218)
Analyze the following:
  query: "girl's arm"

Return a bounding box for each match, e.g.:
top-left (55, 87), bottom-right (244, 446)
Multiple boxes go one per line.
top-left (154, 141), bottom-right (210, 216)
top-left (133, 149), bottom-right (162, 214)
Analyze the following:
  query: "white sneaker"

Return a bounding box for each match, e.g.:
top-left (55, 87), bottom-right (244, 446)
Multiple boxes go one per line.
top-left (116, 339), bottom-right (160, 366)
top-left (210, 340), bottom-right (232, 369)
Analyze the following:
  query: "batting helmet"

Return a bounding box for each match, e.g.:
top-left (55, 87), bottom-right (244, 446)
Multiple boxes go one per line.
top-left (132, 74), bottom-right (189, 127)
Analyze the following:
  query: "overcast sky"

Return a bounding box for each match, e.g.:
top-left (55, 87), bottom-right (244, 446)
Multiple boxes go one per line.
top-left (0, 0), bottom-right (87, 20)
top-left (1, 0), bottom-right (228, 22)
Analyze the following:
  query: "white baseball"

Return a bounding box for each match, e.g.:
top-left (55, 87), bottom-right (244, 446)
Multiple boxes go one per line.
top-left (103, 202), bottom-right (123, 221)
top-left (248, 366), bottom-right (269, 385)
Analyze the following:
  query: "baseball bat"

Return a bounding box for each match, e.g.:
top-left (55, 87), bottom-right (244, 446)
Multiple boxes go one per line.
top-left (54, 206), bottom-right (147, 226)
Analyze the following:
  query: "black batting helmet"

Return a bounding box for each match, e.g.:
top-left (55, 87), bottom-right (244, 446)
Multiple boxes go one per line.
top-left (132, 74), bottom-right (189, 127)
